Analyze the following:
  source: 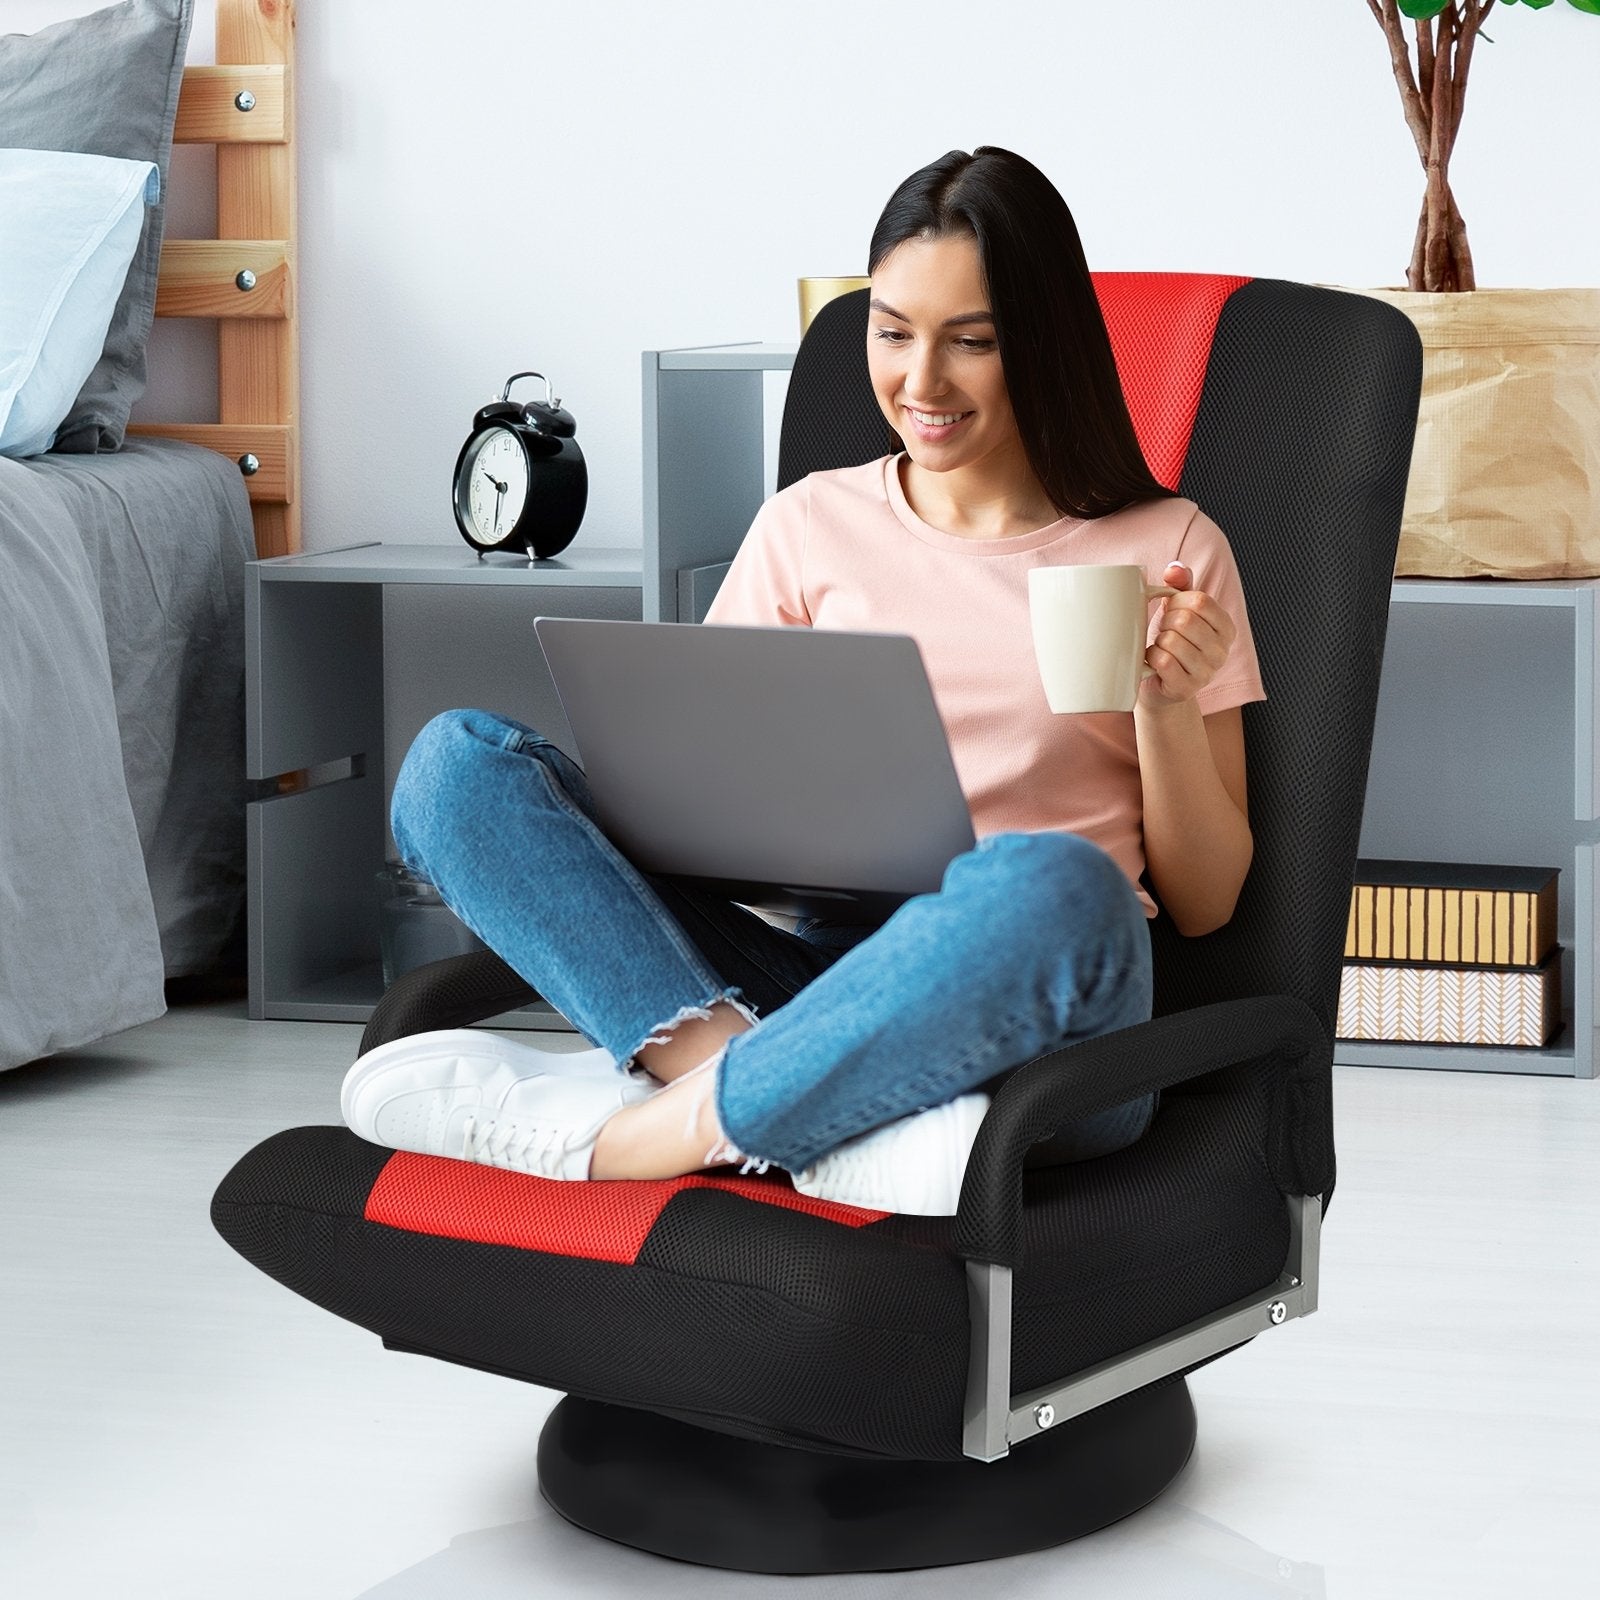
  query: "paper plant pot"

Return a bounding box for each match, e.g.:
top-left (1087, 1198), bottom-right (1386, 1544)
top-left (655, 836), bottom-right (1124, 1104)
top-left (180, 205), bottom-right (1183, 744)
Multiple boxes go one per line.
top-left (1334, 286), bottom-right (1600, 579)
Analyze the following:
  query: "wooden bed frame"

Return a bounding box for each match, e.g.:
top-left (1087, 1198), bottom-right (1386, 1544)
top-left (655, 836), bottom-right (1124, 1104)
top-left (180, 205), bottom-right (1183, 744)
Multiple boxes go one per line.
top-left (129, 0), bottom-right (298, 558)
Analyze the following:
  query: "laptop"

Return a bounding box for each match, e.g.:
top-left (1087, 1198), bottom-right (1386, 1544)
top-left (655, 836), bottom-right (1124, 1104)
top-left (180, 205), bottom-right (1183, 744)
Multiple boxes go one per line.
top-left (532, 617), bottom-right (977, 922)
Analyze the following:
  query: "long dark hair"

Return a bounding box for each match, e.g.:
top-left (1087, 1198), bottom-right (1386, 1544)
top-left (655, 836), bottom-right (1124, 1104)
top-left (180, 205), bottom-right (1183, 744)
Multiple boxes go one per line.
top-left (867, 147), bottom-right (1176, 521)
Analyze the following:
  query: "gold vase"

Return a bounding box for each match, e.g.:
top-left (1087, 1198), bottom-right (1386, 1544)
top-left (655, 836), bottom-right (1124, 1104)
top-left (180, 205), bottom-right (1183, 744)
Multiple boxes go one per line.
top-left (798, 276), bottom-right (871, 336)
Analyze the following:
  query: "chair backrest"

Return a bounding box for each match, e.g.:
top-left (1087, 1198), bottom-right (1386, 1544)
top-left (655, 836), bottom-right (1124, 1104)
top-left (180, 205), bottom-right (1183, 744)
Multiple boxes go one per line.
top-left (777, 277), bottom-right (1423, 1047)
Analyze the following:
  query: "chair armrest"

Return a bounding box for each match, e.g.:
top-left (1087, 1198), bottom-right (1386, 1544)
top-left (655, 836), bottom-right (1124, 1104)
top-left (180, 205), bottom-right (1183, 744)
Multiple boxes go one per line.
top-left (953, 993), bottom-right (1328, 1269)
top-left (358, 949), bottom-right (540, 1056)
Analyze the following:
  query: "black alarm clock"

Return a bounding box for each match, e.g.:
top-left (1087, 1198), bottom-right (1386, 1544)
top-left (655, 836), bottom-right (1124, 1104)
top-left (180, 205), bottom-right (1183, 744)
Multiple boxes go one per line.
top-left (452, 371), bottom-right (587, 559)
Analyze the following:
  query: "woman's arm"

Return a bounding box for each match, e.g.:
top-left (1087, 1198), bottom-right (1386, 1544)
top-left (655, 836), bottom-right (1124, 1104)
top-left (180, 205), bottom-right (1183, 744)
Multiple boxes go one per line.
top-left (1133, 560), bottom-right (1255, 937)
top-left (1136, 700), bottom-right (1253, 936)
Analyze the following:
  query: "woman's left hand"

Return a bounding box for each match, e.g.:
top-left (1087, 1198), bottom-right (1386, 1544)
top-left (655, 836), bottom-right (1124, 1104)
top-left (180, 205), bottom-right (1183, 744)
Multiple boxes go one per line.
top-left (1140, 561), bottom-right (1236, 710)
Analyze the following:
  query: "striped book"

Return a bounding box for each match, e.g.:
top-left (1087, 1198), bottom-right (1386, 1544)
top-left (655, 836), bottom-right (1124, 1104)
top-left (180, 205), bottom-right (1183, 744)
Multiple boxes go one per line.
top-left (1345, 861), bottom-right (1558, 969)
top-left (1336, 949), bottom-right (1561, 1048)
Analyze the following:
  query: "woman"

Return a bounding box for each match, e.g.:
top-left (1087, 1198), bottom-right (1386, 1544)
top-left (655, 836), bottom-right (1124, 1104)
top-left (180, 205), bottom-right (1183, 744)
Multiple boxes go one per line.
top-left (342, 147), bottom-right (1265, 1214)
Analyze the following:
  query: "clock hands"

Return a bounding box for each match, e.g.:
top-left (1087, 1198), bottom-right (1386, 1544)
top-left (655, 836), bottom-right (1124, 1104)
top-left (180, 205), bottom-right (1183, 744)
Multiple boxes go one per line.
top-left (480, 467), bottom-right (508, 538)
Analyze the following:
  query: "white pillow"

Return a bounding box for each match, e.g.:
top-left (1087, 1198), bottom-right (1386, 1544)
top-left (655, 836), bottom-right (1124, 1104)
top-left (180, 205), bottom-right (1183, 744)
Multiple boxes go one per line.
top-left (0, 147), bottom-right (159, 458)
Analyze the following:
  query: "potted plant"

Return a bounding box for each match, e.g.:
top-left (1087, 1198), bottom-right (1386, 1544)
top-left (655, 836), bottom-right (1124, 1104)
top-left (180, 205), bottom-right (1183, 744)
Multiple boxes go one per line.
top-left (1350, 0), bottom-right (1600, 578)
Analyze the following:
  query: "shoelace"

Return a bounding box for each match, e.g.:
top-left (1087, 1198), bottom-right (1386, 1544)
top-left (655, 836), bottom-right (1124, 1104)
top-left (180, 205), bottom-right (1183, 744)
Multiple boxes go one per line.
top-left (460, 1113), bottom-right (569, 1172)
top-left (704, 1138), bottom-right (770, 1178)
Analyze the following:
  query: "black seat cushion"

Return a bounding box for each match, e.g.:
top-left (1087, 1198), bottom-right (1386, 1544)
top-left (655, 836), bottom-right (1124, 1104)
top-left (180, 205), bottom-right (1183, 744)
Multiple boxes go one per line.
top-left (212, 1083), bottom-right (1287, 1462)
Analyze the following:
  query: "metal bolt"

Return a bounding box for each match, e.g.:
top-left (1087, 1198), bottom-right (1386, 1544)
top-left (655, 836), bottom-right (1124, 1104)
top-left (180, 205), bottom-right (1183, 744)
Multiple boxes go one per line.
top-left (234, 90), bottom-right (256, 112)
top-left (1033, 1404), bottom-right (1056, 1430)
top-left (238, 453), bottom-right (261, 476)
top-left (1269, 1301), bottom-right (1288, 1326)
top-left (236, 269), bottom-right (257, 292)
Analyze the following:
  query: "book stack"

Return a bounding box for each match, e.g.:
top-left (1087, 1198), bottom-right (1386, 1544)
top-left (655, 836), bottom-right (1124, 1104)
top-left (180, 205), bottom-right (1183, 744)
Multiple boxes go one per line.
top-left (1337, 860), bottom-right (1561, 1049)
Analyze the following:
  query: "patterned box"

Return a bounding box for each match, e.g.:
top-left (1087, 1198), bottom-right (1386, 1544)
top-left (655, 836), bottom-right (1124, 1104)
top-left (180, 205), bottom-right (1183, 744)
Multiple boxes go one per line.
top-left (1336, 949), bottom-right (1561, 1047)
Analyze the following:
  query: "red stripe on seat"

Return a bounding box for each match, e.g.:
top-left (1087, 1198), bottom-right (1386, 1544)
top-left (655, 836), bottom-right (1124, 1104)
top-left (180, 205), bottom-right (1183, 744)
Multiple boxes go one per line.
top-left (364, 1153), bottom-right (889, 1265)
top-left (1092, 272), bottom-right (1252, 490)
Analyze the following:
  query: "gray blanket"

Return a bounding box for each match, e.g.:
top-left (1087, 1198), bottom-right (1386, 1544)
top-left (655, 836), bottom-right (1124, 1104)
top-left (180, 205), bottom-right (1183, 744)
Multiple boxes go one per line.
top-left (0, 437), bottom-right (254, 1069)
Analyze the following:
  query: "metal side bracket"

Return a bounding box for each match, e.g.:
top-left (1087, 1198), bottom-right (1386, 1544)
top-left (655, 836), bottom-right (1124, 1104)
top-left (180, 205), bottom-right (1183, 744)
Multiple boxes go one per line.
top-left (963, 1192), bottom-right (1322, 1462)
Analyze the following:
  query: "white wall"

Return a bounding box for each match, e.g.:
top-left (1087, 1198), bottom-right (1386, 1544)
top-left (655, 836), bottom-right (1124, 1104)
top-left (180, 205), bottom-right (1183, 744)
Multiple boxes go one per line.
top-left (14, 1), bottom-right (1600, 553)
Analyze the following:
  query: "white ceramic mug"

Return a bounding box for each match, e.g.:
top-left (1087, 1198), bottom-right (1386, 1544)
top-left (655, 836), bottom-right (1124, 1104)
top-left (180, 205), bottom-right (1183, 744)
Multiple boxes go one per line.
top-left (1028, 564), bottom-right (1179, 714)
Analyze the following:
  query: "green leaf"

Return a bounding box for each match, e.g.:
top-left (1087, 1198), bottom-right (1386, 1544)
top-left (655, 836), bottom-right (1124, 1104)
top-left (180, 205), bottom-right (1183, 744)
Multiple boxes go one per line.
top-left (1565, 0), bottom-right (1600, 15)
top-left (1397, 0), bottom-right (1451, 18)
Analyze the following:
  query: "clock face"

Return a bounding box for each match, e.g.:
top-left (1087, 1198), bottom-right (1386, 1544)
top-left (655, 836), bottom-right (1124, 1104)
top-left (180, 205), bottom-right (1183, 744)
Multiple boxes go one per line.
top-left (460, 427), bottom-right (531, 546)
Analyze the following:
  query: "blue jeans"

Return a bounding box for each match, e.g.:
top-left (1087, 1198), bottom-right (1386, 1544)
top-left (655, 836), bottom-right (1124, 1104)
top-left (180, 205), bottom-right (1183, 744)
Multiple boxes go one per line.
top-left (389, 709), bottom-right (1157, 1173)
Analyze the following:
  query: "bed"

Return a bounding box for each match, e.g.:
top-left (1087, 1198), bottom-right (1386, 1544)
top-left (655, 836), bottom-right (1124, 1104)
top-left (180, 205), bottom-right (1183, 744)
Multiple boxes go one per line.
top-left (0, 0), bottom-right (299, 1069)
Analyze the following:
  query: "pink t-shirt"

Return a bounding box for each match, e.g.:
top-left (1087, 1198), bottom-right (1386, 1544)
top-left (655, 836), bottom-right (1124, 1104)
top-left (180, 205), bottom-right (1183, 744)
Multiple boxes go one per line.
top-left (704, 454), bottom-right (1267, 918)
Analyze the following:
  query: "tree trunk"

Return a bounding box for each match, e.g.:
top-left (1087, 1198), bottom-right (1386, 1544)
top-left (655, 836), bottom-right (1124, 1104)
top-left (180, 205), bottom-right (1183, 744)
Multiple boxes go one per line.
top-left (1368, 0), bottom-right (1496, 292)
top-left (1407, 184), bottom-right (1477, 294)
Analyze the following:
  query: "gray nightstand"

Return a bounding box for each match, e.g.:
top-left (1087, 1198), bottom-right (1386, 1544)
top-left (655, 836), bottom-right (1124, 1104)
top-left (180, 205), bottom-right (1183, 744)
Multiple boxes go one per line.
top-left (246, 543), bottom-right (642, 1024)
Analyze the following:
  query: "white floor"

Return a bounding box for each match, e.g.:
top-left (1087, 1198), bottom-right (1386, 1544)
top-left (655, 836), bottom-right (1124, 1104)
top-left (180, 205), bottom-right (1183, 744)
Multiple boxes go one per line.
top-left (1, 996), bottom-right (1596, 1600)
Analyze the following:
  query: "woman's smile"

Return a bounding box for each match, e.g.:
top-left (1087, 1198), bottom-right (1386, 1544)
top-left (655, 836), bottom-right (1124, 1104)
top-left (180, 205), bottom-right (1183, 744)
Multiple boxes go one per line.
top-left (904, 407), bottom-right (973, 441)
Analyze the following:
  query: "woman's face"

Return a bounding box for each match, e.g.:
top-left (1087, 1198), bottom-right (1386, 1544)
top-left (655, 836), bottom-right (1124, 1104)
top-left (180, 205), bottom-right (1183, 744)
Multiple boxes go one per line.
top-left (866, 232), bottom-right (1022, 477)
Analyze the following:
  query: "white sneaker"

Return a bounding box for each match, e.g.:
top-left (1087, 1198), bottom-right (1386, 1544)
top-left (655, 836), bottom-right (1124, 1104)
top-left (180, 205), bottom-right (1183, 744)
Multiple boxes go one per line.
top-left (341, 1028), bottom-right (655, 1179)
top-left (790, 1093), bottom-right (991, 1215)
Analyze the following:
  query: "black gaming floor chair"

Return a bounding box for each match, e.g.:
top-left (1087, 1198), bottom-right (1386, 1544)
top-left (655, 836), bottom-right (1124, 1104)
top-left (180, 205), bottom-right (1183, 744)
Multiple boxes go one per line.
top-left (212, 275), bottom-right (1422, 1573)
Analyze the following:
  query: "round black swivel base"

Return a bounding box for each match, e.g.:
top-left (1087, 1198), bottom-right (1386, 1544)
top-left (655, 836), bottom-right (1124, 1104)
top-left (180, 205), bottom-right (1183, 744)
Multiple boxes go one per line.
top-left (536, 1380), bottom-right (1196, 1574)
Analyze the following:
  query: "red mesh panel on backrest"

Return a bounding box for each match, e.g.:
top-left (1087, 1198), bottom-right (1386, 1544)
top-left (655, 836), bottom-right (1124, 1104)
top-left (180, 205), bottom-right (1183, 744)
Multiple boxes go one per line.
top-left (1091, 273), bottom-right (1252, 490)
top-left (365, 1153), bottom-right (888, 1265)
